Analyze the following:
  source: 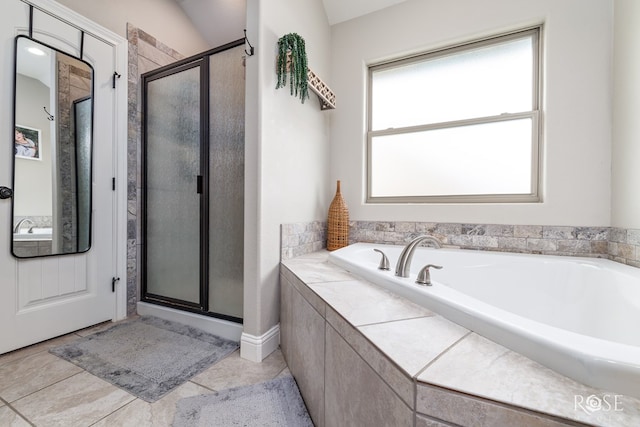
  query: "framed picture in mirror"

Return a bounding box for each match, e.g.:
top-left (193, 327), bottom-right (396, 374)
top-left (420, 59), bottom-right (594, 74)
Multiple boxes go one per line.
top-left (15, 125), bottom-right (41, 160)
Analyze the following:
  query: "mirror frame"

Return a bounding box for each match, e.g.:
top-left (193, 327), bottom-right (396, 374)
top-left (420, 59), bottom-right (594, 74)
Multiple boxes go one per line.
top-left (11, 35), bottom-right (95, 259)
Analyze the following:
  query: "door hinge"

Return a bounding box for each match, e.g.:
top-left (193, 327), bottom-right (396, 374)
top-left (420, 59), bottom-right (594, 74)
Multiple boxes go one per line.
top-left (112, 71), bottom-right (121, 89)
top-left (111, 277), bottom-right (120, 292)
top-left (112, 177), bottom-right (116, 191)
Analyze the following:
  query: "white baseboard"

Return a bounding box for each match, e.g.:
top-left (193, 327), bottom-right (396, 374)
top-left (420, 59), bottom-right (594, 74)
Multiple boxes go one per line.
top-left (240, 324), bottom-right (280, 362)
top-left (136, 302), bottom-right (243, 342)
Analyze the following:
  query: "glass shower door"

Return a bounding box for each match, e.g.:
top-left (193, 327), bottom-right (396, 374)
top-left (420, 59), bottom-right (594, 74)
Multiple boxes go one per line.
top-left (142, 40), bottom-right (245, 323)
top-left (208, 45), bottom-right (245, 320)
top-left (144, 62), bottom-right (203, 307)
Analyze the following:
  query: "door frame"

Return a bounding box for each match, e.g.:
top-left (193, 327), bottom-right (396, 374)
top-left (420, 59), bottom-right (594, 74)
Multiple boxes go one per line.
top-left (22, 0), bottom-right (128, 321)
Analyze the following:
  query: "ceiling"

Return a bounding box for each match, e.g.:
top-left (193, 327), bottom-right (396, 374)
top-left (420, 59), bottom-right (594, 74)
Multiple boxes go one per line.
top-left (321, 0), bottom-right (409, 25)
top-left (175, 0), bottom-right (247, 47)
top-left (176, 0), bottom-right (409, 45)
top-left (17, 38), bottom-right (52, 88)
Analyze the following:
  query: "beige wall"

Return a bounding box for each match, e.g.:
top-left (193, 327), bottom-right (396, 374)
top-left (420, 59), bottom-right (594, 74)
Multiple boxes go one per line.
top-left (330, 0), bottom-right (613, 227)
top-left (244, 0), bottom-right (331, 339)
top-left (14, 75), bottom-right (52, 217)
top-left (55, 0), bottom-right (209, 56)
top-left (612, 0), bottom-right (640, 228)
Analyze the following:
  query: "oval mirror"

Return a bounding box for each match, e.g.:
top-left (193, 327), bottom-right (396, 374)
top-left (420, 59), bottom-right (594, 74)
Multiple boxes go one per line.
top-left (12, 36), bottom-right (94, 258)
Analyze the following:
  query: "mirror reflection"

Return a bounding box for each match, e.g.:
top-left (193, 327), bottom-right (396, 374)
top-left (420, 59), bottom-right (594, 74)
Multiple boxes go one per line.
top-left (12, 36), bottom-right (94, 258)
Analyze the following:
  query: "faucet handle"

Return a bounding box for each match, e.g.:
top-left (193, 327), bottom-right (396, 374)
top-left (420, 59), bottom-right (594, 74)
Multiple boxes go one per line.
top-left (373, 249), bottom-right (390, 270)
top-left (416, 264), bottom-right (443, 286)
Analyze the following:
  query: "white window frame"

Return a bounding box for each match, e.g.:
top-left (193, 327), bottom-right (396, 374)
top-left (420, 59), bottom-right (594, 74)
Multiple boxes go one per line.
top-left (366, 26), bottom-right (543, 204)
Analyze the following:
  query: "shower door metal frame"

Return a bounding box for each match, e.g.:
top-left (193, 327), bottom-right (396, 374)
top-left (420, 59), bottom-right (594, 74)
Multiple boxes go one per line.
top-left (140, 39), bottom-right (244, 324)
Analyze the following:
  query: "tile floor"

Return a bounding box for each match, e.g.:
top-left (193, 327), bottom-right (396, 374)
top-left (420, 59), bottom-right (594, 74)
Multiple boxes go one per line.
top-left (0, 322), bottom-right (289, 426)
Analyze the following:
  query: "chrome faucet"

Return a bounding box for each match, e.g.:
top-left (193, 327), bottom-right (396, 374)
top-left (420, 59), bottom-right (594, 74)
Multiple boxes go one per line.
top-left (416, 264), bottom-right (443, 286)
top-left (373, 249), bottom-right (390, 270)
top-left (13, 218), bottom-right (35, 234)
top-left (395, 235), bottom-right (442, 278)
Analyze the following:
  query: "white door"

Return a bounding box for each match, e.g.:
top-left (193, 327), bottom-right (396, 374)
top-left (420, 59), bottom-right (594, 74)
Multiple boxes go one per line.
top-left (0, 1), bottom-right (122, 354)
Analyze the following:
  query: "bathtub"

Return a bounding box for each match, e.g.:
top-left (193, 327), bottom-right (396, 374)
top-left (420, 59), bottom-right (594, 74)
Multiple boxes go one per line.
top-left (328, 242), bottom-right (640, 399)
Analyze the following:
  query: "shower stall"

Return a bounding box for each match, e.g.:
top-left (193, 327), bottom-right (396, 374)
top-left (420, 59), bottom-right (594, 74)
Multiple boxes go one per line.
top-left (139, 40), bottom-right (245, 336)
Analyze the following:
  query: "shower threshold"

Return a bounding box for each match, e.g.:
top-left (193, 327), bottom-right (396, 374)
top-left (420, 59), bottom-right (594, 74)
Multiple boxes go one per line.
top-left (137, 301), bottom-right (243, 342)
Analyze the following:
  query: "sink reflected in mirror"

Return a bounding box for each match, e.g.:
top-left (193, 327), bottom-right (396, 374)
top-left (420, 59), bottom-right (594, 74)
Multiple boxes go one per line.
top-left (12, 36), bottom-right (94, 258)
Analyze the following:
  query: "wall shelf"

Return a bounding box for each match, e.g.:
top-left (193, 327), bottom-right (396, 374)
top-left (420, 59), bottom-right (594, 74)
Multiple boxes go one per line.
top-left (307, 68), bottom-right (335, 110)
top-left (280, 51), bottom-right (336, 110)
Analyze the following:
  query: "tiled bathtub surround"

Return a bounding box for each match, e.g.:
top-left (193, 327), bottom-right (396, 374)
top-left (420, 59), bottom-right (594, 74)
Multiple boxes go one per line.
top-left (349, 221), bottom-right (610, 258)
top-left (609, 228), bottom-right (640, 267)
top-left (280, 220), bottom-right (640, 268)
top-left (280, 252), bottom-right (640, 427)
top-left (280, 221), bottom-right (326, 260)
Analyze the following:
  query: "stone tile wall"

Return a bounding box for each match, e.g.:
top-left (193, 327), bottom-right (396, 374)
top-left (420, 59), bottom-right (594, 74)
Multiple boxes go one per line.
top-left (57, 56), bottom-right (91, 253)
top-left (13, 216), bottom-right (52, 228)
top-left (280, 221), bottom-right (326, 260)
top-left (280, 219), bottom-right (640, 269)
top-left (349, 221), bottom-right (610, 258)
top-left (609, 228), bottom-right (640, 267)
top-left (126, 25), bottom-right (184, 316)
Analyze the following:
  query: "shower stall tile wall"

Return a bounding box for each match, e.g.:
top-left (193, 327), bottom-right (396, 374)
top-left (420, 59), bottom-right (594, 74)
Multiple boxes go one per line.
top-left (280, 220), bottom-right (640, 269)
top-left (127, 24), bottom-right (184, 316)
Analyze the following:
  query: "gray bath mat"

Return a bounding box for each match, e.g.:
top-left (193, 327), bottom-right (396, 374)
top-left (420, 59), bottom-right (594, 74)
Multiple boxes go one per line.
top-left (49, 316), bottom-right (238, 402)
top-left (172, 375), bottom-right (313, 426)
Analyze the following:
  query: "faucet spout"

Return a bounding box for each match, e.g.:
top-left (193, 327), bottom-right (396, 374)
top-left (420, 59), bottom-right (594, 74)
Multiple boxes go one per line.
top-left (13, 218), bottom-right (35, 234)
top-left (394, 235), bottom-right (442, 278)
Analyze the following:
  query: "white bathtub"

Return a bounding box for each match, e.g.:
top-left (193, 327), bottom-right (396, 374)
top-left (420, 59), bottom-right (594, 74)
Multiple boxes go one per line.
top-left (328, 242), bottom-right (640, 399)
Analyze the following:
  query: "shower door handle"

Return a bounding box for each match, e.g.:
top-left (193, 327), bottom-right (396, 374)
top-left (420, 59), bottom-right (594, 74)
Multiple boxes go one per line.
top-left (196, 176), bottom-right (203, 194)
top-left (0, 186), bottom-right (12, 199)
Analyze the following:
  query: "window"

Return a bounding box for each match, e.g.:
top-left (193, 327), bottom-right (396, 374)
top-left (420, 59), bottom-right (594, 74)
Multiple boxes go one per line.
top-left (367, 27), bottom-right (541, 203)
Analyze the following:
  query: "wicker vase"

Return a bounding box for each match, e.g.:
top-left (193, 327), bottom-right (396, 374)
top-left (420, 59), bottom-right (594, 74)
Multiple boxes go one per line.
top-left (327, 180), bottom-right (349, 251)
